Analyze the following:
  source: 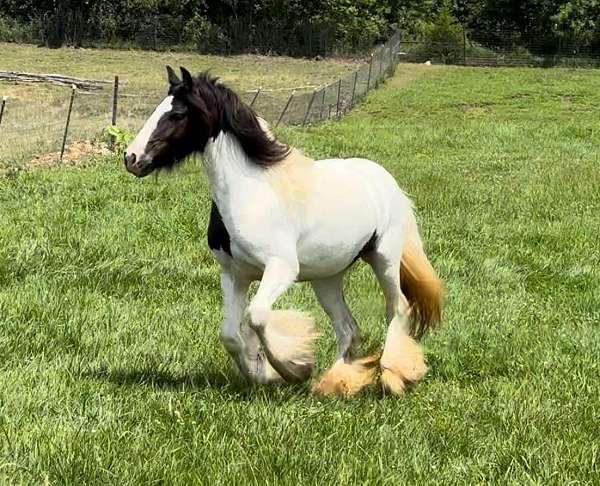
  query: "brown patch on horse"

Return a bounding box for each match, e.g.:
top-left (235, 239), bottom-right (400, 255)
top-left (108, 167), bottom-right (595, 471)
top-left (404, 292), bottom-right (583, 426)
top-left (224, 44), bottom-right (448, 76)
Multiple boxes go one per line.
top-left (265, 148), bottom-right (316, 205)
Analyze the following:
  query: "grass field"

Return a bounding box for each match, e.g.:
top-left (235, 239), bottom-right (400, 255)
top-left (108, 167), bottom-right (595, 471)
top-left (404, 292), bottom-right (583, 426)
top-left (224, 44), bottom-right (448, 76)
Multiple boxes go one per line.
top-left (0, 43), bottom-right (358, 167)
top-left (1, 64), bottom-right (599, 483)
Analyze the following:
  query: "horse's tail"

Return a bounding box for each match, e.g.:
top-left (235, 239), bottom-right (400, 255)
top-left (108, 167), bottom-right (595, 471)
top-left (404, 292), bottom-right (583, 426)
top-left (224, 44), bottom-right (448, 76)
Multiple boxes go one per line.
top-left (400, 236), bottom-right (443, 340)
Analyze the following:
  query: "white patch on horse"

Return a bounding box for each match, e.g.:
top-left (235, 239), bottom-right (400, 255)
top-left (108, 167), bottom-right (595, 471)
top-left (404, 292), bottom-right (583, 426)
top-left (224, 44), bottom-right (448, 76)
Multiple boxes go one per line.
top-left (126, 95), bottom-right (173, 159)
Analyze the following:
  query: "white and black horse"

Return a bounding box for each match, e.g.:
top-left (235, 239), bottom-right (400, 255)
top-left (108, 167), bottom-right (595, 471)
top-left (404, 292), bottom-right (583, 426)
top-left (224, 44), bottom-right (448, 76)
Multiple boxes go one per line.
top-left (125, 67), bottom-right (443, 397)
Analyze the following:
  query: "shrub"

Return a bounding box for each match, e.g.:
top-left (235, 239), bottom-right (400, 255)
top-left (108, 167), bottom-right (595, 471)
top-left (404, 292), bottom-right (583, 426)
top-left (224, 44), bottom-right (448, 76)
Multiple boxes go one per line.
top-left (0, 15), bottom-right (41, 43)
top-left (419, 7), bottom-right (464, 64)
top-left (184, 14), bottom-right (229, 53)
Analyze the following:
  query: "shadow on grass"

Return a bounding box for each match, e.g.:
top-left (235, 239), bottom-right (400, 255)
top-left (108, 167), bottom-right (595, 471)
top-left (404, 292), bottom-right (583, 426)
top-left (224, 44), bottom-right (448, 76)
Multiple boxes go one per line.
top-left (83, 365), bottom-right (310, 401)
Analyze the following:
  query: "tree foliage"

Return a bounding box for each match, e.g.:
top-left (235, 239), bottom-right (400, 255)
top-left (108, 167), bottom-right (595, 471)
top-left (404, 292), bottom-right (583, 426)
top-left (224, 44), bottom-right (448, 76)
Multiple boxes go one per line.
top-left (1, 0), bottom-right (599, 54)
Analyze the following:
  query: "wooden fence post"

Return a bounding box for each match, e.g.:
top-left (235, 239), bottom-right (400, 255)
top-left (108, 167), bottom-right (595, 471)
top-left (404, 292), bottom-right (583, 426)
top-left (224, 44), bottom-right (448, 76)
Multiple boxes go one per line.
top-left (111, 76), bottom-right (119, 126)
top-left (463, 27), bottom-right (467, 65)
top-left (335, 78), bottom-right (342, 118)
top-left (275, 90), bottom-right (295, 128)
top-left (250, 87), bottom-right (262, 107)
top-left (367, 53), bottom-right (374, 90)
top-left (60, 84), bottom-right (76, 161)
top-left (0, 96), bottom-right (6, 128)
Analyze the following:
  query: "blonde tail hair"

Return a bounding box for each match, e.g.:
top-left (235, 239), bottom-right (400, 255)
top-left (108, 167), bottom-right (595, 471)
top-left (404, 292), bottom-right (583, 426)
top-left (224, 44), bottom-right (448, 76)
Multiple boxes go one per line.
top-left (400, 239), bottom-right (444, 339)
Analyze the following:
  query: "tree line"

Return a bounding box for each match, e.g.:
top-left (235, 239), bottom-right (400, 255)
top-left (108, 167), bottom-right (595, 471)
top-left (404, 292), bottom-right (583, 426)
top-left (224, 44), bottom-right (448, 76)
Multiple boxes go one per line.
top-left (0, 1), bottom-right (598, 56)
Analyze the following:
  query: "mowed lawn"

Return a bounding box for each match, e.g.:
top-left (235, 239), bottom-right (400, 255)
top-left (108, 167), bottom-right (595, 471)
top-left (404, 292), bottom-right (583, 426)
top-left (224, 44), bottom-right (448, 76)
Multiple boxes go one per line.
top-left (1, 65), bottom-right (599, 484)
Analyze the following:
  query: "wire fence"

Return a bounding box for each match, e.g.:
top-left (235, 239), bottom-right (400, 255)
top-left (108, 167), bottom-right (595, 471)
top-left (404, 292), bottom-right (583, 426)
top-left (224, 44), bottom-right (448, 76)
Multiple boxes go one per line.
top-left (402, 27), bottom-right (600, 68)
top-left (0, 31), bottom-right (401, 168)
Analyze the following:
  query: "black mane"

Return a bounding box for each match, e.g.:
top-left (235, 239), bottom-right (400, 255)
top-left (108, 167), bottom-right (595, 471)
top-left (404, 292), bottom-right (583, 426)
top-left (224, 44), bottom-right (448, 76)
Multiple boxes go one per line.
top-left (178, 72), bottom-right (290, 166)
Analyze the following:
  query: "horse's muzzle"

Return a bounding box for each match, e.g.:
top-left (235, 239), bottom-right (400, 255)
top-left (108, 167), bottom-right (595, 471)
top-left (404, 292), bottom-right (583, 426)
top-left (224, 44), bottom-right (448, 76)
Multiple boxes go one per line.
top-left (124, 152), bottom-right (153, 177)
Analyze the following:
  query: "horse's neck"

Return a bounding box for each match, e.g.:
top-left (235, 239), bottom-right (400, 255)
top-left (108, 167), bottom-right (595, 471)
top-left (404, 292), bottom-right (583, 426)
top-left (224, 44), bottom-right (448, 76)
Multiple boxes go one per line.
top-left (203, 132), bottom-right (265, 207)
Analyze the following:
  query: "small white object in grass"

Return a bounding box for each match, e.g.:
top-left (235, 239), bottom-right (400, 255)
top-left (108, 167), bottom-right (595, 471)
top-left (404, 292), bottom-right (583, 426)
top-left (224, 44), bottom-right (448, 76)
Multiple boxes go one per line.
top-left (424, 60), bottom-right (432, 66)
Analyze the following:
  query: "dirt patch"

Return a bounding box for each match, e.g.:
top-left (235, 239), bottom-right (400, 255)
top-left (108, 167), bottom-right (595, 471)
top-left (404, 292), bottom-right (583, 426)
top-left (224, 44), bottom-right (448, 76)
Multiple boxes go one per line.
top-left (27, 140), bottom-right (112, 169)
top-left (1, 140), bottom-right (112, 176)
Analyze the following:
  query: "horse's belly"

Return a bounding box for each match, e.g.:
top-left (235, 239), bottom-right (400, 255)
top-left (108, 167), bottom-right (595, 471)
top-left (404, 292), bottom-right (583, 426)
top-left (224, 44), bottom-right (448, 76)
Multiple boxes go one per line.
top-left (294, 163), bottom-right (381, 280)
top-left (296, 212), bottom-right (376, 280)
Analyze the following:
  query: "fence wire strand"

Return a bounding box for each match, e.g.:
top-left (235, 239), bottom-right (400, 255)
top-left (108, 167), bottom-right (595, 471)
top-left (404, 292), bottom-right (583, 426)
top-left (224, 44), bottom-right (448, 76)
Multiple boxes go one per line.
top-left (0, 31), bottom-right (401, 166)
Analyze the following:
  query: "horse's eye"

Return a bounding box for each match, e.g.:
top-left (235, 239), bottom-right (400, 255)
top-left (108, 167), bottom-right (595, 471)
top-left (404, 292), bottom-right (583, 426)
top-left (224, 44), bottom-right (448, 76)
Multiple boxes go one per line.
top-left (171, 112), bottom-right (186, 121)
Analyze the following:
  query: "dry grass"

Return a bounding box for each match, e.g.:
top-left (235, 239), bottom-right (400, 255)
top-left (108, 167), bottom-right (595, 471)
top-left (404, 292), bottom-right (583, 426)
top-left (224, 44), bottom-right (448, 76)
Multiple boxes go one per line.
top-left (0, 43), bottom-right (359, 167)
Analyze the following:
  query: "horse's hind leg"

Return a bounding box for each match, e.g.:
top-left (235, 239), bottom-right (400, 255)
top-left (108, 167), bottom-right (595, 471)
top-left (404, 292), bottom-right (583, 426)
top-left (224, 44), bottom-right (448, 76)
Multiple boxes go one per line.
top-left (311, 273), bottom-right (359, 360)
top-left (310, 273), bottom-right (378, 398)
top-left (365, 232), bottom-right (428, 395)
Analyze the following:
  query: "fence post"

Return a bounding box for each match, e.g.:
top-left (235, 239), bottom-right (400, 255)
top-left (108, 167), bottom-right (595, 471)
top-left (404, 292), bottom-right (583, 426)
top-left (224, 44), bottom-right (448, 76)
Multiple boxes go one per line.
top-left (111, 75), bottom-right (119, 126)
top-left (378, 47), bottom-right (383, 82)
top-left (351, 70), bottom-right (358, 107)
top-left (319, 86), bottom-right (326, 120)
top-left (250, 87), bottom-right (262, 108)
top-left (275, 90), bottom-right (295, 128)
top-left (0, 96), bottom-right (6, 129)
top-left (367, 53), bottom-right (374, 90)
top-left (60, 84), bottom-right (76, 161)
top-left (463, 27), bottom-right (467, 65)
top-left (389, 41), bottom-right (395, 75)
top-left (335, 78), bottom-right (342, 118)
top-left (303, 88), bottom-right (318, 126)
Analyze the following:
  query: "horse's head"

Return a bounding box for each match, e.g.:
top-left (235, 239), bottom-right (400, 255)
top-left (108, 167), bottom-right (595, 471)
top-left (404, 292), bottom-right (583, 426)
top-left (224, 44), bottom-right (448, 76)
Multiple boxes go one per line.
top-left (124, 66), bottom-right (214, 177)
top-left (124, 66), bottom-right (289, 177)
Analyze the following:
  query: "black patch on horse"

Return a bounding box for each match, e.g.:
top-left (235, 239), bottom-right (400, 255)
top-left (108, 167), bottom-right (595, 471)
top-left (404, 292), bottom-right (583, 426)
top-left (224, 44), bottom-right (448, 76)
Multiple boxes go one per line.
top-left (207, 201), bottom-right (231, 256)
top-left (352, 231), bottom-right (378, 264)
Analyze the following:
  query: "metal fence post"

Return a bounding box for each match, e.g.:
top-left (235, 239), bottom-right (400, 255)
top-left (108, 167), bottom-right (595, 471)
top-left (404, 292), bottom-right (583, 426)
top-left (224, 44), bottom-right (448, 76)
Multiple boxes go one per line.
top-left (250, 87), bottom-right (262, 108)
top-left (60, 84), bottom-right (76, 161)
top-left (111, 75), bottom-right (119, 126)
top-left (335, 78), bottom-right (342, 118)
top-left (275, 90), bottom-right (295, 128)
top-left (0, 96), bottom-right (6, 129)
top-left (303, 88), bottom-right (318, 126)
top-left (351, 70), bottom-right (358, 106)
top-left (378, 47), bottom-right (383, 82)
top-left (319, 86), bottom-right (326, 120)
top-left (367, 53), bottom-right (374, 90)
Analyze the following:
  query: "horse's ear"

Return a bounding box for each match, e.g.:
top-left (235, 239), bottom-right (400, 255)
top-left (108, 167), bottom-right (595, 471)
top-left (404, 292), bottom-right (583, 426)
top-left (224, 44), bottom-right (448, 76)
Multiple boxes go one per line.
top-left (166, 66), bottom-right (180, 87)
top-left (180, 67), bottom-right (194, 90)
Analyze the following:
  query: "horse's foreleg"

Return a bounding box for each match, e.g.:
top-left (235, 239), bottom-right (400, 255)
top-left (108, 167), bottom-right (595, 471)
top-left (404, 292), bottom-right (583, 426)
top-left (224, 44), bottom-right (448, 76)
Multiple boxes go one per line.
top-left (219, 271), bottom-right (253, 377)
top-left (247, 257), bottom-right (319, 384)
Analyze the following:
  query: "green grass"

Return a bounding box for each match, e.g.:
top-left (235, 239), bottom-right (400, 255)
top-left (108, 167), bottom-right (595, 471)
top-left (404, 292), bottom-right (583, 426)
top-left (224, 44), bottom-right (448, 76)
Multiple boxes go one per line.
top-left (1, 65), bottom-right (599, 484)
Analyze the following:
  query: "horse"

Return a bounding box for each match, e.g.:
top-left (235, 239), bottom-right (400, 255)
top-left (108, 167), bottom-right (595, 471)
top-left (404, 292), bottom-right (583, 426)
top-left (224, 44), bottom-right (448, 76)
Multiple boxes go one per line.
top-left (124, 66), bottom-right (443, 397)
